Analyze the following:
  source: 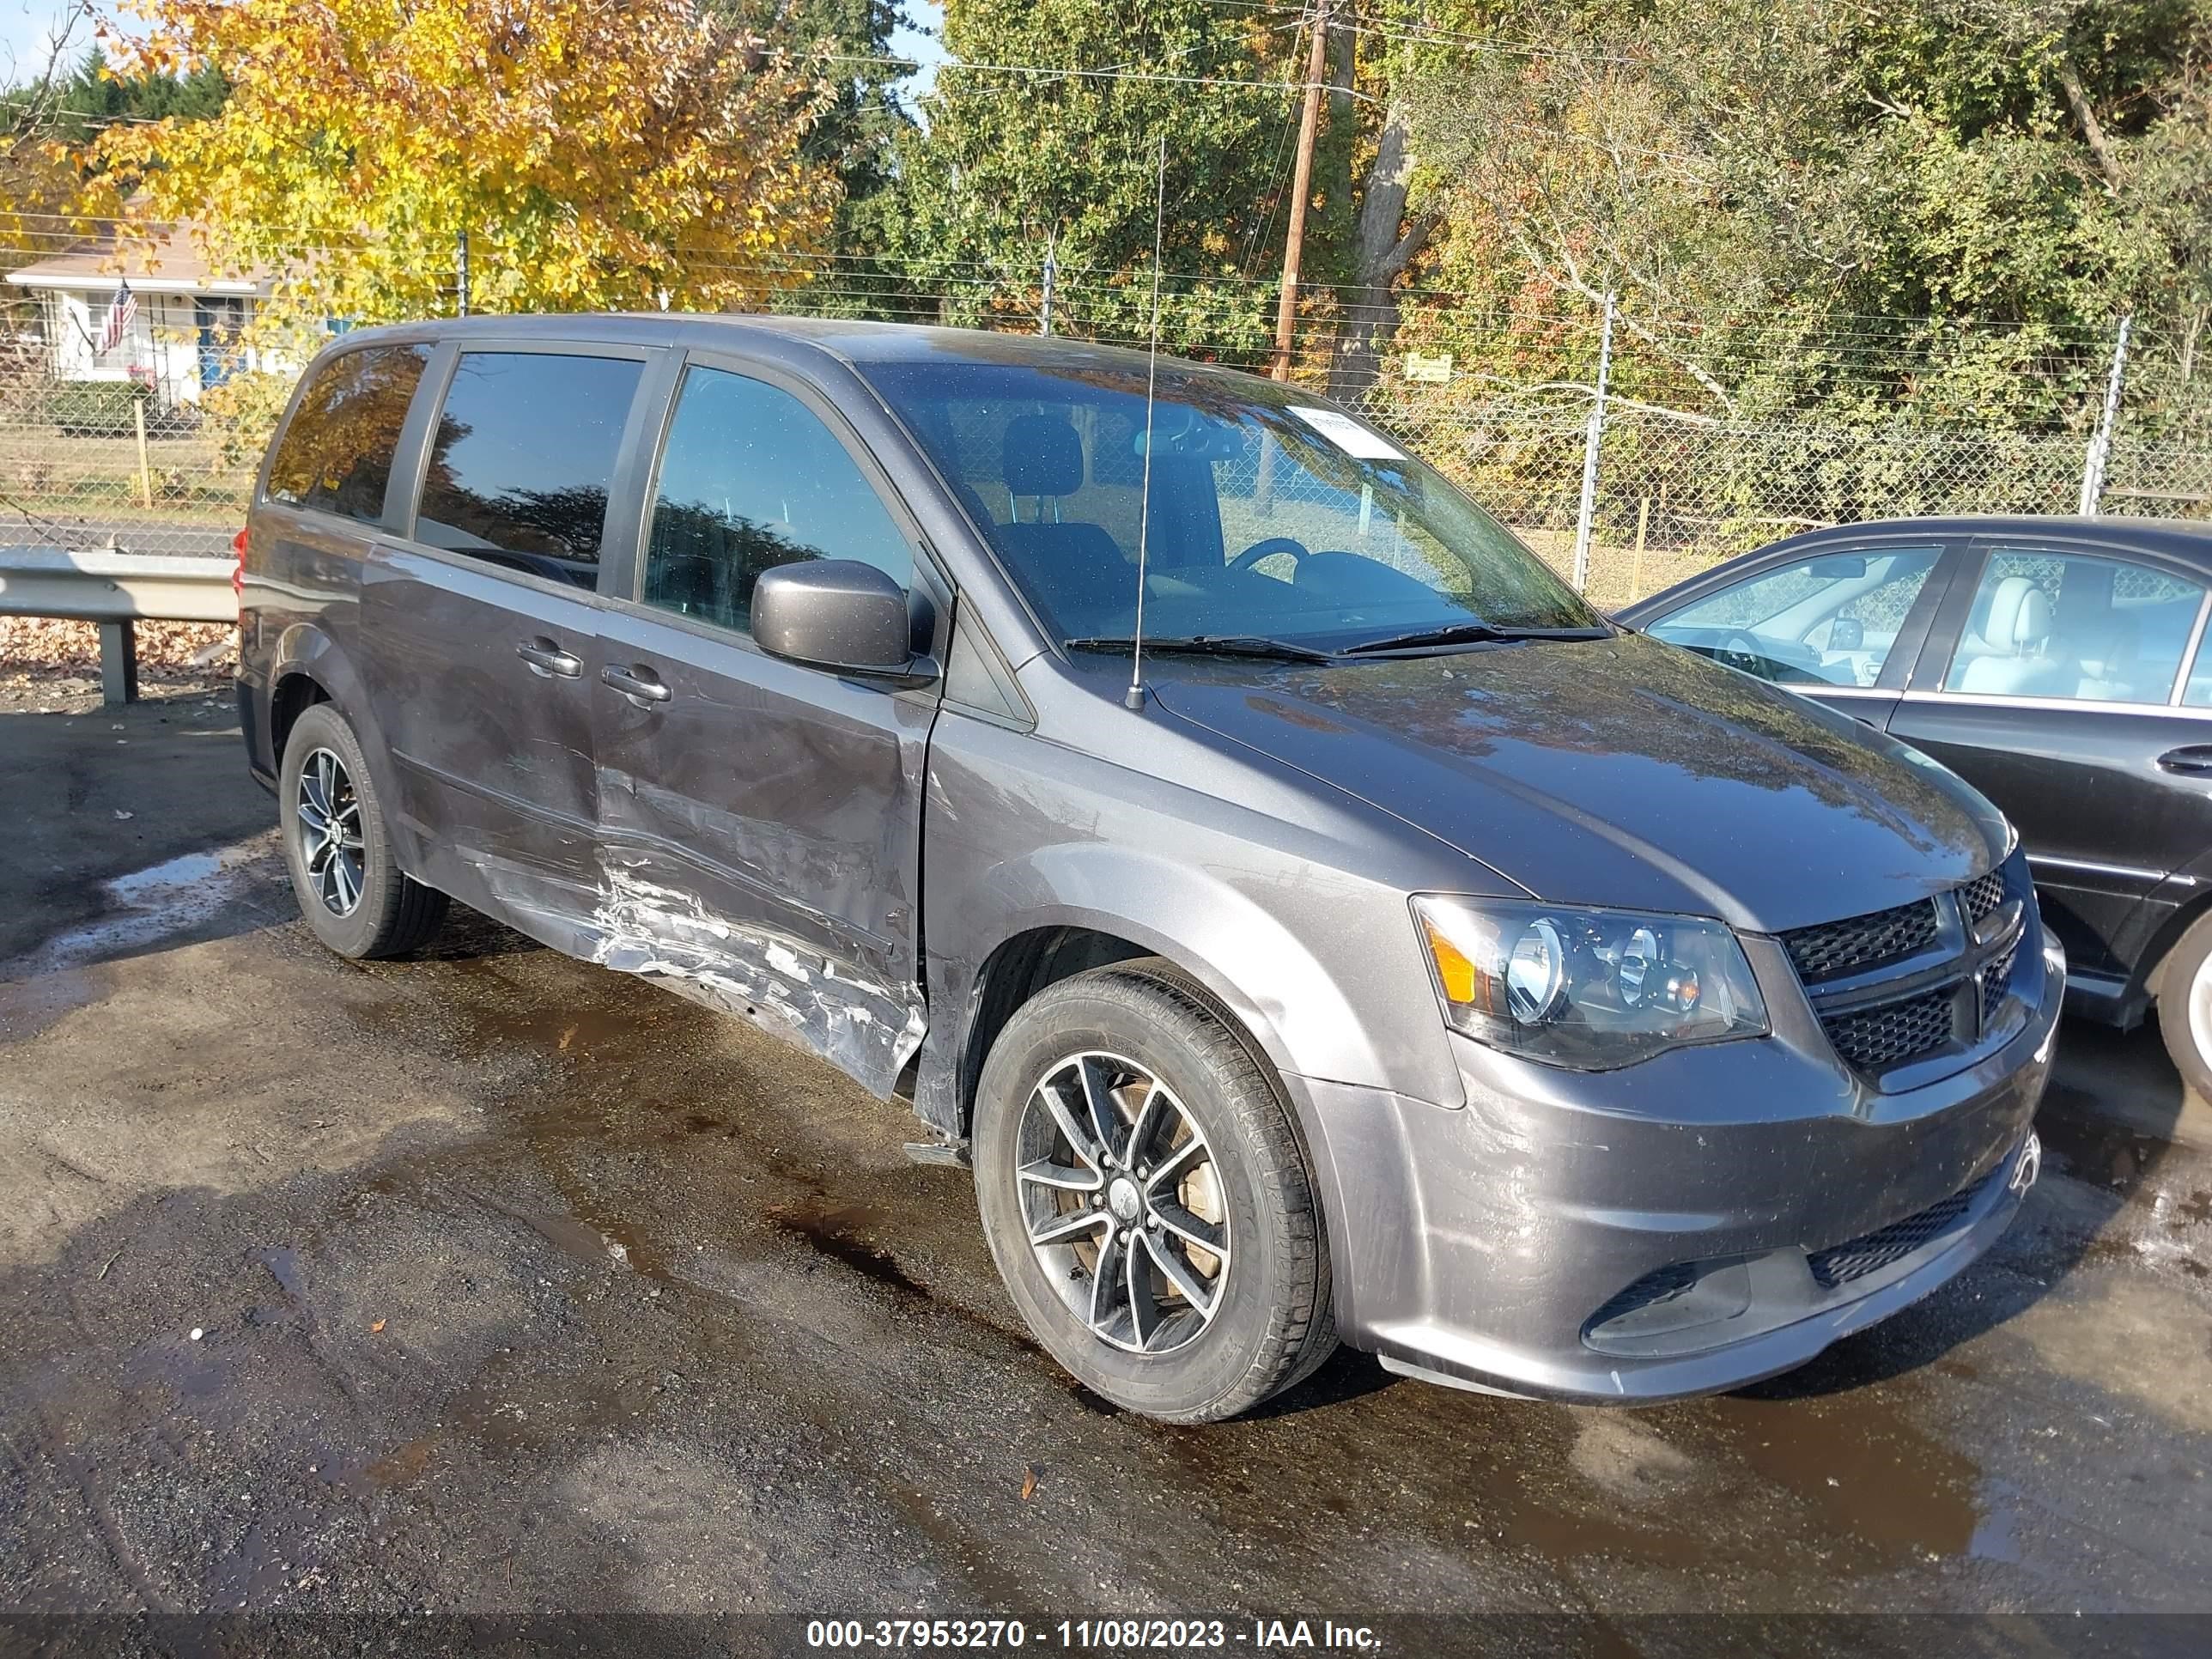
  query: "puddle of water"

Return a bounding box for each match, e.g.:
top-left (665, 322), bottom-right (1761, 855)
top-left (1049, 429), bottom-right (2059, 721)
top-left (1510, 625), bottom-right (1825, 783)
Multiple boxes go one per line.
top-left (6, 836), bottom-right (282, 980)
top-left (1700, 1388), bottom-right (1982, 1561)
top-left (765, 1199), bottom-right (928, 1298)
top-left (2036, 1104), bottom-right (2172, 1194)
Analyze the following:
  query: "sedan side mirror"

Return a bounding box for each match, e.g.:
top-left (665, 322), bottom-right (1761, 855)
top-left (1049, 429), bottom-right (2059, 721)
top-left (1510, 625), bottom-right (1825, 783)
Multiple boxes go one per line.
top-left (1829, 616), bottom-right (1865, 652)
top-left (751, 559), bottom-right (936, 684)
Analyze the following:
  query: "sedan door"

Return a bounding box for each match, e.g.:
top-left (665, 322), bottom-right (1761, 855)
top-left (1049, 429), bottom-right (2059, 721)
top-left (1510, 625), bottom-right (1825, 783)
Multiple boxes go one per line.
top-left (587, 353), bottom-right (939, 1096)
top-left (361, 341), bottom-right (658, 952)
top-left (1630, 535), bottom-right (1958, 729)
top-left (1887, 534), bottom-right (2212, 989)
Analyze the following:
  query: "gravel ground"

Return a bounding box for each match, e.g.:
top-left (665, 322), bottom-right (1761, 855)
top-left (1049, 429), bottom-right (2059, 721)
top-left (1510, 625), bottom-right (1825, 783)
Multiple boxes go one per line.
top-left (0, 696), bottom-right (2207, 1657)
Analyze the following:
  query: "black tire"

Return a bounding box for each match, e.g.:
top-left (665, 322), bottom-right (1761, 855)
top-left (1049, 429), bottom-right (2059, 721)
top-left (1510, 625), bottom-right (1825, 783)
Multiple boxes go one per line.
top-left (973, 960), bottom-right (1336, 1422)
top-left (2154, 909), bottom-right (2212, 1100)
top-left (279, 702), bottom-right (447, 959)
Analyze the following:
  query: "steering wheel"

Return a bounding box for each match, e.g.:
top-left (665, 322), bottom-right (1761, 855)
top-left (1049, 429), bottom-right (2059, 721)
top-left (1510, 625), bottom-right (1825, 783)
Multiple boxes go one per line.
top-left (1714, 628), bottom-right (1772, 675)
top-left (1230, 536), bottom-right (1310, 578)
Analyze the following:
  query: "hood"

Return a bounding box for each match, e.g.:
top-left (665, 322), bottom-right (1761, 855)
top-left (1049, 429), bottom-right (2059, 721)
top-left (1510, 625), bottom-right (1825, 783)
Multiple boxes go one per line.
top-left (1150, 631), bottom-right (2006, 934)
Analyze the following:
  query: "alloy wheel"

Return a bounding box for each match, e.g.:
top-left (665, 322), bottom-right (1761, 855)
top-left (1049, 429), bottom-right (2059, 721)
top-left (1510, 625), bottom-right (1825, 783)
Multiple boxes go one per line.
top-left (1014, 1051), bottom-right (1231, 1356)
top-left (295, 746), bottom-right (365, 917)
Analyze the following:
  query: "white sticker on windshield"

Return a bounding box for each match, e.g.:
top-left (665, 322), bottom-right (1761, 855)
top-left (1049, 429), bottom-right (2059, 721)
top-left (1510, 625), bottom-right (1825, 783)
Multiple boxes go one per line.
top-left (1288, 406), bottom-right (1406, 461)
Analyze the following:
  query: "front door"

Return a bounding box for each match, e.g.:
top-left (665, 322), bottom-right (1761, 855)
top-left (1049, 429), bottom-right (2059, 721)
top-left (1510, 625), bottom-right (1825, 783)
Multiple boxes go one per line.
top-left (1636, 538), bottom-right (1954, 729)
top-left (1888, 536), bottom-right (2212, 980)
top-left (589, 356), bottom-right (937, 1094)
top-left (362, 343), bottom-right (653, 951)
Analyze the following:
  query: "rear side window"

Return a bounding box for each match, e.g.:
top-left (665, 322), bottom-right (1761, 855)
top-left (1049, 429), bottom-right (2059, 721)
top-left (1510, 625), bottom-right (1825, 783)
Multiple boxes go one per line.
top-left (264, 343), bottom-right (429, 522)
top-left (412, 351), bottom-right (643, 588)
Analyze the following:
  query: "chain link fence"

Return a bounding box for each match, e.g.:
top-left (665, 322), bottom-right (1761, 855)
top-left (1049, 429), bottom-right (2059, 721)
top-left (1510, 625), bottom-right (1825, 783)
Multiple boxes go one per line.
top-left (1371, 396), bottom-right (2212, 609)
top-left (3, 300), bottom-right (2209, 611)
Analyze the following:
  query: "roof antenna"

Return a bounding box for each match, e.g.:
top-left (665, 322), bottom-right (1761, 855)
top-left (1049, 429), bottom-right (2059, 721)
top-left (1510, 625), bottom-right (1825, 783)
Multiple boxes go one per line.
top-left (1125, 131), bottom-right (1169, 713)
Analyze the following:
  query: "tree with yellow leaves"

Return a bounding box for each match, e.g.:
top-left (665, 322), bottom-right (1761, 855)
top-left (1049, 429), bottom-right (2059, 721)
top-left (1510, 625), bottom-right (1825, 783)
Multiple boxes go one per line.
top-left (82, 0), bottom-right (843, 332)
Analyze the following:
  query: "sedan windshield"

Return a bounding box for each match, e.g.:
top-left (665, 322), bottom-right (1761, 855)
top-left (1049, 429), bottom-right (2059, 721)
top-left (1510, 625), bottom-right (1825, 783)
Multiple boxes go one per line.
top-left (861, 356), bottom-right (1601, 652)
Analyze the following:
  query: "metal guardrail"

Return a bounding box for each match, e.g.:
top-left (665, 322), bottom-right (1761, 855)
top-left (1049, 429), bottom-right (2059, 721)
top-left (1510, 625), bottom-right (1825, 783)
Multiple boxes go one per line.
top-left (0, 544), bottom-right (236, 703)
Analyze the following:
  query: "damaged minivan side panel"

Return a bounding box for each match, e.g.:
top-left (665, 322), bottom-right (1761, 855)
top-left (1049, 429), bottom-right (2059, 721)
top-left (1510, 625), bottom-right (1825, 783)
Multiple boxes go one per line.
top-left (578, 348), bottom-right (945, 1098)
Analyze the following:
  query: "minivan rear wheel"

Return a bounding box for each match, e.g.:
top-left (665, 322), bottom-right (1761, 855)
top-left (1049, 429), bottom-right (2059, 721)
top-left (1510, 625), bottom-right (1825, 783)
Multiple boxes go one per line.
top-left (972, 962), bottom-right (1335, 1422)
top-left (2156, 908), bottom-right (2212, 1101)
top-left (279, 702), bottom-right (447, 959)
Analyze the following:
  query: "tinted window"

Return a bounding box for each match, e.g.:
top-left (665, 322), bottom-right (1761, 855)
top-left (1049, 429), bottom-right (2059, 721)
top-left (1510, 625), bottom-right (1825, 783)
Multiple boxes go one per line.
top-left (642, 367), bottom-right (911, 631)
top-left (414, 351), bottom-right (643, 587)
top-left (861, 360), bottom-right (1596, 647)
top-left (1646, 546), bottom-right (1941, 687)
top-left (264, 343), bottom-right (428, 522)
top-left (1943, 548), bottom-right (2203, 704)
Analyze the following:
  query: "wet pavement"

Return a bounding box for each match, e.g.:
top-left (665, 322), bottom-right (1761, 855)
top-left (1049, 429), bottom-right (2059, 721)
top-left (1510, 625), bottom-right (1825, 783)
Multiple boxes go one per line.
top-left (1, 694), bottom-right (2208, 1651)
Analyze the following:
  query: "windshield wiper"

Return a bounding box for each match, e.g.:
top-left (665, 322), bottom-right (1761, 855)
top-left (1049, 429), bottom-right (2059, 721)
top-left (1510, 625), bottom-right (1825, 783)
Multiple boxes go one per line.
top-left (1340, 621), bottom-right (1608, 655)
top-left (1064, 635), bottom-right (1340, 664)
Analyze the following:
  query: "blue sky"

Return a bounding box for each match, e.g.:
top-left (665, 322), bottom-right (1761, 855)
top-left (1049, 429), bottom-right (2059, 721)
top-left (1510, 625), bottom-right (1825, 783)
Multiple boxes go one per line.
top-left (889, 1), bottom-right (948, 103)
top-left (0, 3), bottom-right (90, 85)
top-left (3, 4), bottom-right (951, 97)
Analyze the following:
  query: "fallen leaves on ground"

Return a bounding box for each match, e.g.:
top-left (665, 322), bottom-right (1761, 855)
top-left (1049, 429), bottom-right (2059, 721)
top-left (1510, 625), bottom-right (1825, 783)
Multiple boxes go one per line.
top-left (1, 617), bottom-right (233, 680)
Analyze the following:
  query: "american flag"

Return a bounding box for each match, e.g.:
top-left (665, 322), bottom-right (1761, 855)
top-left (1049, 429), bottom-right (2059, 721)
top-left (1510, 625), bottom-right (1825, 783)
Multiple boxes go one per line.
top-left (97, 283), bottom-right (137, 356)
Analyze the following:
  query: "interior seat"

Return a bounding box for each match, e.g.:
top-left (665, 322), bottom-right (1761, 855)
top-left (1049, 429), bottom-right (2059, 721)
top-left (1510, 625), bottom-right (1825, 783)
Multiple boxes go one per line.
top-left (1957, 574), bottom-right (2064, 696)
top-left (988, 415), bottom-right (1133, 625)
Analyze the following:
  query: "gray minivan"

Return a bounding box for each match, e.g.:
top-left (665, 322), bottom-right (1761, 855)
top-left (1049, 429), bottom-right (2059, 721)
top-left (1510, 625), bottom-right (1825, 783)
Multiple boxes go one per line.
top-left (236, 315), bottom-right (2058, 1421)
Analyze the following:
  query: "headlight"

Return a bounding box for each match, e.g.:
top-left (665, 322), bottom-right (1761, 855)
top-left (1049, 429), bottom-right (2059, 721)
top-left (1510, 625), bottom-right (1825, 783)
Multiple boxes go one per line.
top-left (1413, 896), bottom-right (1768, 1070)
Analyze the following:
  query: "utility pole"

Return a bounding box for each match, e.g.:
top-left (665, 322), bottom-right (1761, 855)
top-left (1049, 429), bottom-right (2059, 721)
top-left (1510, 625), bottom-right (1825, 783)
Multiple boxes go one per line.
top-left (1570, 293), bottom-right (1616, 594)
top-left (2078, 314), bottom-right (2132, 517)
top-left (456, 229), bottom-right (471, 319)
top-left (1269, 0), bottom-right (1330, 382)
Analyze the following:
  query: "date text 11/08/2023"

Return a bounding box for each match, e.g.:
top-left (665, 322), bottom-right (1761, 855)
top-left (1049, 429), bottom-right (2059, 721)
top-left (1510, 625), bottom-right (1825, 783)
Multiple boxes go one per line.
top-left (804, 1620), bottom-right (1383, 1650)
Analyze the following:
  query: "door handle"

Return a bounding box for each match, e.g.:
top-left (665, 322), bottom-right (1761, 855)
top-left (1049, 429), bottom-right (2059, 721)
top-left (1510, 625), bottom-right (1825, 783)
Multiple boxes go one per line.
top-left (516, 637), bottom-right (582, 678)
top-left (600, 663), bottom-right (672, 704)
top-left (2158, 744), bottom-right (2212, 777)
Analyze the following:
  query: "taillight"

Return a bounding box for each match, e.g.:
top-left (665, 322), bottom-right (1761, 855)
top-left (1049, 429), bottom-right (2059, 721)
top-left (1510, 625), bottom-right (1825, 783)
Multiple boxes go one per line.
top-left (231, 526), bottom-right (246, 602)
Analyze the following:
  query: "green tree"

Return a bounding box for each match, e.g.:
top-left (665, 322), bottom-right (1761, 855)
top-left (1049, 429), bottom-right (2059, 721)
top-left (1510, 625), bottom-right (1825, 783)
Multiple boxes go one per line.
top-left (866, 0), bottom-right (1303, 355)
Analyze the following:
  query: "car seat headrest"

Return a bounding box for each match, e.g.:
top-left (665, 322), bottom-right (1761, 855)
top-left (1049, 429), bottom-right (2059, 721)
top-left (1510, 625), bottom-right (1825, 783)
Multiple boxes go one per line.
top-left (1986, 575), bottom-right (2052, 655)
top-left (1002, 415), bottom-right (1085, 499)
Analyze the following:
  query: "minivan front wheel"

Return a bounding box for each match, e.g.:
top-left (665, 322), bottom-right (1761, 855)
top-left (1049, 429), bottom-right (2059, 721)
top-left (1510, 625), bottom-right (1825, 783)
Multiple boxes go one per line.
top-left (973, 963), bottom-right (1335, 1421)
top-left (279, 702), bottom-right (447, 959)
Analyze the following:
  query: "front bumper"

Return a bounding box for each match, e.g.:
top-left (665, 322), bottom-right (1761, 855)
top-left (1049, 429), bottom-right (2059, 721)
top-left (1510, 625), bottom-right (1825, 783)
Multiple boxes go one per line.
top-left (1293, 923), bottom-right (2063, 1404)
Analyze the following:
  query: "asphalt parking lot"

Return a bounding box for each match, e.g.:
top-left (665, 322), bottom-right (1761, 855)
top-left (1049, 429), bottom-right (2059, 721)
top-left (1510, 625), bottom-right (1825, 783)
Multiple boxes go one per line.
top-left (2, 691), bottom-right (2209, 1652)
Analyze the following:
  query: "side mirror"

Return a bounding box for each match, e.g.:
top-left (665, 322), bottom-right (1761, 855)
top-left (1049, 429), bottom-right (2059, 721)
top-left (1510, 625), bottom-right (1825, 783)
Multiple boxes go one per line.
top-left (751, 559), bottom-right (934, 684)
top-left (1829, 616), bottom-right (1865, 652)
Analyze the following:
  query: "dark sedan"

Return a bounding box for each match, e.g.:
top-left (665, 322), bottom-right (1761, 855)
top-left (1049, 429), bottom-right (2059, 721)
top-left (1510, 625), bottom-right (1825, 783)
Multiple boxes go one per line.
top-left (1620, 514), bottom-right (2212, 1092)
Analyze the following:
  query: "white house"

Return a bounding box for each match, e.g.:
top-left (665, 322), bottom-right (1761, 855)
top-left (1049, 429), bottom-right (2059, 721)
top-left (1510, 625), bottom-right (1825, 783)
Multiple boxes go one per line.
top-left (5, 223), bottom-right (283, 408)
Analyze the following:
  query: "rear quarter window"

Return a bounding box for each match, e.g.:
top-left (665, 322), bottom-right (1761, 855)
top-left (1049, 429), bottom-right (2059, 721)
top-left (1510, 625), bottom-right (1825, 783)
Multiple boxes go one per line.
top-left (410, 350), bottom-right (644, 588)
top-left (264, 343), bottom-right (430, 523)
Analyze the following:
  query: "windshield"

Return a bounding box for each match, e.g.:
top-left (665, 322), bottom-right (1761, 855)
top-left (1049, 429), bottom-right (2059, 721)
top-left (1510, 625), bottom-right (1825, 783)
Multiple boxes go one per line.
top-left (860, 357), bottom-right (1601, 650)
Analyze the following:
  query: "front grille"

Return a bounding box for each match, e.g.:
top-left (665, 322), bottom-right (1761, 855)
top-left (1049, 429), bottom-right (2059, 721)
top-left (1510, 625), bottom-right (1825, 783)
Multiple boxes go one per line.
top-left (1587, 1262), bottom-right (1696, 1328)
top-left (1790, 868), bottom-right (2026, 1079)
top-left (1980, 939), bottom-right (2020, 1025)
top-left (1808, 1162), bottom-right (2004, 1289)
top-left (1960, 868), bottom-right (2007, 926)
top-left (1782, 899), bottom-right (1939, 981)
top-left (1822, 985), bottom-right (1956, 1071)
